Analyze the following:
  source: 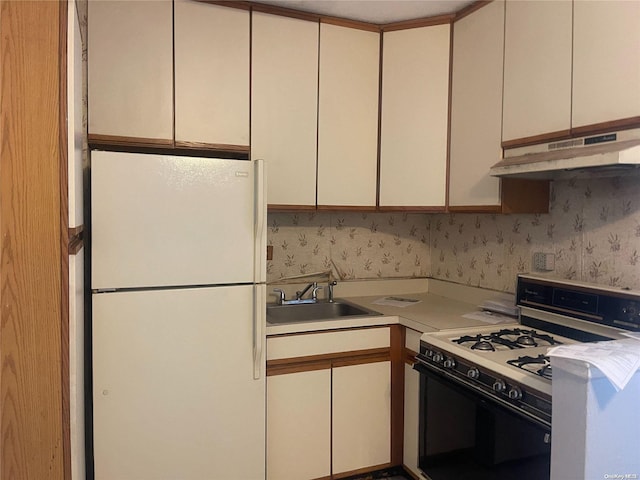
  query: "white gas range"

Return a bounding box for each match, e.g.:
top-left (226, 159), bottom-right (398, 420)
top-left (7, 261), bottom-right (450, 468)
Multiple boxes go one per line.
top-left (413, 275), bottom-right (640, 480)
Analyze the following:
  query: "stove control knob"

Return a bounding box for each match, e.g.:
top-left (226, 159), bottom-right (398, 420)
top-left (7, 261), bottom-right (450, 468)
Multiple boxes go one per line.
top-left (508, 386), bottom-right (522, 400)
top-left (492, 379), bottom-right (506, 393)
top-left (467, 368), bottom-right (480, 380)
top-left (432, 352), bottom-right (444, 363)
top-left (443, 358), bottom-right (456, 369)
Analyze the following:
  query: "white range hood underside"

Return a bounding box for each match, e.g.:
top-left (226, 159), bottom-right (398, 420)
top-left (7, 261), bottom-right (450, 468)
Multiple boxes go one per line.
top-left (491, 134), bottom-right (640, 180)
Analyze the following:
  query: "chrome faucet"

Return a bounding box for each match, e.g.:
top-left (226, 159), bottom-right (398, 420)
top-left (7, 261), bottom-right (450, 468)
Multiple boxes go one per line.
top-left (296, 282), bottom-right (316, 300)
top-left (272, 282), bottom-right (323, 305)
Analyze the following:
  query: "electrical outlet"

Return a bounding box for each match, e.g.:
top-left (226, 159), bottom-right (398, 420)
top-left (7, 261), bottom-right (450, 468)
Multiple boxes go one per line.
top-left (533, 252), bottom-right (555, 271)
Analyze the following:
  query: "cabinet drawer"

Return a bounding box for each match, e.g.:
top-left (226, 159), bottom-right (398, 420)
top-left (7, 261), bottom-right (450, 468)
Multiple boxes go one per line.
top-left (267, 327), bottom-right (390, 361)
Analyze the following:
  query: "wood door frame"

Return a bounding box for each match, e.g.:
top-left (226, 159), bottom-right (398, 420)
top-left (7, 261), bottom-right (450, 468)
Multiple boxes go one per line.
top-left (0, 1), bottom-right (70, 479)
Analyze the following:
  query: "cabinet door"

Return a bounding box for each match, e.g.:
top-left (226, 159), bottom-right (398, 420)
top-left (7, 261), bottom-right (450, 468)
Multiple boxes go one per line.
top-left (449, 1), bottom-right (504, 208)
top-left (403, 364), bottom-right (421, 479)
top-left (267, 370), bottom-right (331, 480)
top-left (572, 1), bottom-right (640, 129)
top-left (380, 25), bottom-right (450, 208)
top-left (333, 361), bottom-right (391, 474)
top-left (252, 12), bottom-right (319, 207)
top-left (174, 1), bottom-right (250, 148)
top-left (88, 0), bottom-right (173, 142)
top-left (502, 0), bottom-right (572, 142)
top-left (403, 329), bottom-right (422, 478)
top-left (317, 23), bottom-right (379, 207)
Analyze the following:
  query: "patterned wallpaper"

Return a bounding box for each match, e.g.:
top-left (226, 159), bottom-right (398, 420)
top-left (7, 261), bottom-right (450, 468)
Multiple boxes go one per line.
top-left (268, 176), bottom-right (640, 293)
top-left (267, 212), bottom-right (432, 281)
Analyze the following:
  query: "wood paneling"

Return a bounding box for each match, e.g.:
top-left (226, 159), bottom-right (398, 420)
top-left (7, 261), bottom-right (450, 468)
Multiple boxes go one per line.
top-left (1, 1), bottom-right (68, 479)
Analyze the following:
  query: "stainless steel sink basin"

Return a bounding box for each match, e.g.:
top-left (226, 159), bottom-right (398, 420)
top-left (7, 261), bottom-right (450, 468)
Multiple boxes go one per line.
top-left (266, 300), bottom-right (381, 324)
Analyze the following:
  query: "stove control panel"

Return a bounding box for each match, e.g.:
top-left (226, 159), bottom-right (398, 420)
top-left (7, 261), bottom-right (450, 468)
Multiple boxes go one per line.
top-left (415, 345), bottom-right (552, 428)
top-left (517, 275), bottom-right (640, 333)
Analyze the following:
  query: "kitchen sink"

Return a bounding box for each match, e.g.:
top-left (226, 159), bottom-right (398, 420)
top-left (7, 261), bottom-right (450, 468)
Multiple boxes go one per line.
top-left (266, 300), bottom-right (382, 324)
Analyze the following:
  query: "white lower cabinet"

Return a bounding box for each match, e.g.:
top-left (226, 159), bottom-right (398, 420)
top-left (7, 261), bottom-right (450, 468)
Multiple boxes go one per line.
top-left (403, 364), bottom-right (422, 479)
top-left (266, 328), bottom-right (391, 479)
top-left (403, 328), bottom-right (425, 479)
top-left (333, 362), bottom-right (391, 474)
top-left (267, 370), bottom-right (332, 480)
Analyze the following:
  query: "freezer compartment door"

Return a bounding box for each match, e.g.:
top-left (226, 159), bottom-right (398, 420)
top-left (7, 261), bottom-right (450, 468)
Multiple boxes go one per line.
top-left (92, 285), bottom-right (265, 480)
top-left (91, 151), bottom-right (257, 289)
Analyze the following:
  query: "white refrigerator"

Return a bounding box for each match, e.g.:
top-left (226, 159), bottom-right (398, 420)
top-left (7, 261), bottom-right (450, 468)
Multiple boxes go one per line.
top-left (91, 151), bottom-right (266, 480)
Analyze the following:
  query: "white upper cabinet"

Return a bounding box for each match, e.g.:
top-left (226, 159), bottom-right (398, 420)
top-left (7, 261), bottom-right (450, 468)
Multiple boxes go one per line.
top-left (572, 0), bottom-right (640, 129)
top-left (252, 13), bottom-right (319, 207)
top-left (380, 24), bottom-right (450, 208)
top-left (88, 0), bottom-right (173, 142)
top-left (449, 0), bottom-right (505, 208)
top-left (502, 0), bottom-right (572, 142)
top-left (317, 23), bottom-right (380, 208)
top-left (174, 1), bottom-right (250, 148)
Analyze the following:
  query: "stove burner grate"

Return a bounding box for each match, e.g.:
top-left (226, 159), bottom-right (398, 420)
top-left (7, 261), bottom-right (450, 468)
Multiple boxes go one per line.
top-left (507, 354), bottom-right (553, 379)
top-left (452, 328), bottom-right (561, 351)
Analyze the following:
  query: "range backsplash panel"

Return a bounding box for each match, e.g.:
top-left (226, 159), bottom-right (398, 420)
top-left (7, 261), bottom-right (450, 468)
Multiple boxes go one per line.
top-left (268, 176), bottom-right (640, 293)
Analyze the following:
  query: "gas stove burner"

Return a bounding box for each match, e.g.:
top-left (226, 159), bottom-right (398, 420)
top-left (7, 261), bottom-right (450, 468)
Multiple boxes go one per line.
top-left (507, 354), bottom-right (553, 379)
top-left (516, 335), bottom-right (537, 347)
top-left (495, 328), bottom-right (562, 347)
top-left (471, 340), bottom-right (495, 351)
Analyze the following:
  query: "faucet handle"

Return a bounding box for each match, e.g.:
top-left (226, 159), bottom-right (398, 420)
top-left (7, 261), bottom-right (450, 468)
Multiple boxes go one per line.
top-left (312, 284), bottom-right (323, 301)
top-left (272, 288), bottom-right (286, 305)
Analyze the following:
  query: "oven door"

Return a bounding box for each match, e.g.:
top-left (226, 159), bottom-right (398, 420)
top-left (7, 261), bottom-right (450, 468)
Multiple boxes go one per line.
top-left (414, 360), bottom-right (551, 480)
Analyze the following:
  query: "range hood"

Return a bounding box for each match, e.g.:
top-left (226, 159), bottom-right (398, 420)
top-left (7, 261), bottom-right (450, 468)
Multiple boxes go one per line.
top-left (490, 129), bottom-right (640, 179)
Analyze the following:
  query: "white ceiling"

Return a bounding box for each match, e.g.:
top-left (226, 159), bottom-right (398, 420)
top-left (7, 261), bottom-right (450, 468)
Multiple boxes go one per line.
top-left (256, 0), bottom-right (476, 24)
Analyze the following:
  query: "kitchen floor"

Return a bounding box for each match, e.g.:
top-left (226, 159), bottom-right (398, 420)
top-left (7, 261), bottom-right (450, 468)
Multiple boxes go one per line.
top-left (347, 467), bottom-right (413, 480)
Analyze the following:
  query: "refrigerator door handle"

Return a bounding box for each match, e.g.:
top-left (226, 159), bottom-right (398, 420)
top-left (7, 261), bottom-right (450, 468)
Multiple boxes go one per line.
top-left (253, 158), bottom-right (267, 284)
top-left (253, 284), bottom-right (265, 380)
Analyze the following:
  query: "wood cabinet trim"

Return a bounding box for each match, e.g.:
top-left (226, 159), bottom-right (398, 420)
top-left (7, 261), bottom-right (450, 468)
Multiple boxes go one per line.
top-left (454, 1), bottom-right (493, 22)
top-left (316, 205), bottom-right (377, 212)
top-left (320, 16), bottom-right (379, 33)
top-left (89, 133), bottom-right (174, 148)
top-left (251, 2), bottom-right (321, 23)
top-left (377, 206), bottom-right (447, 213)
top-left (570, 116), bottom-right (640, 138)
top-left (267, 359), bottom-right (332, 376)
top-left (501, 129), bottom-right (572, 150)
top-left (267, 347), bottom-right (390, 373)
top-left (267, 204), bottom-right (317, 212)
top-left (404, 348), bottom-right (418, 366)
top-left (500, 117), bottom-right (640, 150)
top-left (381, 14), bottom-right (454, 32)
top-left (390, 325), bottom-right (405, 466)
top-left (448, 205), bottom-right (502, 214)
top-left (173, 140), bottom-right (250, 154)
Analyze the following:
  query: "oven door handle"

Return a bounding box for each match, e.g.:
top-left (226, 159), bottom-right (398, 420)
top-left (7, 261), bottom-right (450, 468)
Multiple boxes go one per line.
top-left (412, 353), bottom-right (431, 375)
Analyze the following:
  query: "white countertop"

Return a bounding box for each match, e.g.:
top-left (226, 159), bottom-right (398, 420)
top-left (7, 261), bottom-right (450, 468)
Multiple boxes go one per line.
top-left (266, 279), bottom-right (516, 336)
